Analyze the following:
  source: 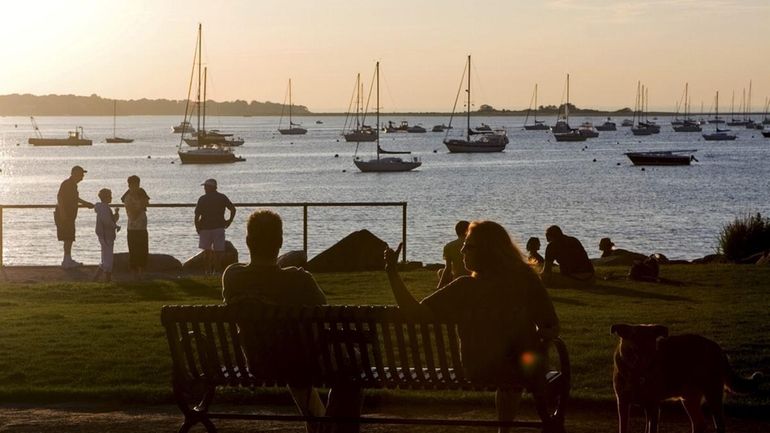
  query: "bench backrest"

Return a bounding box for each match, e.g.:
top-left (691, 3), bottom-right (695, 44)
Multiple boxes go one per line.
top-left (161, 304), bottom-right (538, 391)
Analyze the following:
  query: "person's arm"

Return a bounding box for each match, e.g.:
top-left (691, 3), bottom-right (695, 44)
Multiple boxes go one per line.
top-left (384, 243), bottom-right (431, 316)
top-left (78, 196), bottom-right (94, 209)
top-left (225, 199), bottom-right (236, 229)
top-left (194, 200), bottom-right (202, 233)
top-left (437, 259), bottom-right (453, 289)
top-left (541, 244), bottom-right (554, 275)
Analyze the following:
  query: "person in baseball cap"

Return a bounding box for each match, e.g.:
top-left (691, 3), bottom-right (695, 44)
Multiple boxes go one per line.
top-left (56, 166), bottom-right (94, 268)
top-left (194, 178), bottom-right (235, 274)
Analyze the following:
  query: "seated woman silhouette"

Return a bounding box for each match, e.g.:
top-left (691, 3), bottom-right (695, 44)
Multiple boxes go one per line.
top-left (384, 221), bottom-right (559, 433)
top-left (526, 237), bottom-right (544, 266)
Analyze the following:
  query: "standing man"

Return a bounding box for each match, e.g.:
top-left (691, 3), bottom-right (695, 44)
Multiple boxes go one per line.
top-left (541, 225), bottom-right (595, 288)
top-left (55, 165), bottom-right (93, 268)
top-left (194, 179), bottom-right (236, 274)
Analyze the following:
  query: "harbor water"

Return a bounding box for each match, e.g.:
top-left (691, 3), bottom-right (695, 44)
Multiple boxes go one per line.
top-left (1, 115), bottom-right (768, 266)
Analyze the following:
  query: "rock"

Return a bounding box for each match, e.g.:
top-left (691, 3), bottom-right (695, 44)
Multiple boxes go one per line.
top-left (305, 230), bottom-right (388, 273)
top-left (277, 250), bottom-right (307, 268)
top-left (691, 254), bottom-right (726, 264)
top-left (181, 241), bottom-right (239, 272)
top-left (113, 253), bottom-right (182, 272)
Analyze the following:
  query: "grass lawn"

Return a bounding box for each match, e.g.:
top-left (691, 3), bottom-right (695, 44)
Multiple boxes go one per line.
top-left (0, 264), bottom-right (768, 412)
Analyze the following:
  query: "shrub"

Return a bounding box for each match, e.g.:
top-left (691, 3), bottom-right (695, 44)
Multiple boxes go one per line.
top-left (718, 213), bottom-right (770, 262)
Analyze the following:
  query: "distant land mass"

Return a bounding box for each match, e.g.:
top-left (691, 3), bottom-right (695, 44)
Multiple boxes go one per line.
top-left (0, 93), bottom-right (652, 116)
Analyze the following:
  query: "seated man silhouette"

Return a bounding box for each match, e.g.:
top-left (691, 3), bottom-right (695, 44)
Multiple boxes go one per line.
top-left (438, 220), bottom-right (471, 284)
top-left (222, 210), bottom-right (362, 433)
top-left (541, 225), bottom-right (595, 288)
top-left (596, 237), bottom-right (648, 266)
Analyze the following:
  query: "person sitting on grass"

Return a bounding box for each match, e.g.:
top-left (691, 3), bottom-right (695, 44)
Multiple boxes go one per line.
top-left (541, 225), bottom-right (595, 288)
top-left (384, 220), bottom-right (559, 433)
top-left (92, 188), bottom-right (120, 282)
top-left (438, 220), bottom-right (470, 284)
top-left (526, 237), bottom-right (544, 266)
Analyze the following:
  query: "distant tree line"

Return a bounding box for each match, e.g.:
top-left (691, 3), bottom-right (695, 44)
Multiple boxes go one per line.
top-left (478, 103), bottom-right (633, 116)
top-left (0, 93), bottom-right (310, 116)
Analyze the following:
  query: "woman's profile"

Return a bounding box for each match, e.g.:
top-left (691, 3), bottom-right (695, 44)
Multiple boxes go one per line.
top-left (526, 236), bottom-right (544, 266)
top-left (384, 220), bottom-right (559, 432)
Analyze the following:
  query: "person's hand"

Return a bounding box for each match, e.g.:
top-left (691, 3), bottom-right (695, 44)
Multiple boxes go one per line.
top-left (224, 220), bottom-right (232, 229)
top-left (384, 243), bottom-right (403, 273)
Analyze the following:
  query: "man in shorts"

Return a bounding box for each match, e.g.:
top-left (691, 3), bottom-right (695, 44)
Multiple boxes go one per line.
top-left (194, 179), bottom-right (236, 274)
top-left (55, 165), bottom-right (94, 268)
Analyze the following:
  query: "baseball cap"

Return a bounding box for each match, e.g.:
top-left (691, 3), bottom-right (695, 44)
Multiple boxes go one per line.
top-left (71, 165), bottom-right (87, 174)
top-left (201, 178), bottom-right (217, 187)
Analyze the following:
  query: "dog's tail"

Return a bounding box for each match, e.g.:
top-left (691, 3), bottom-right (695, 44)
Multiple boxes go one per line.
top-left (723, 353), bottom-right (763, 394)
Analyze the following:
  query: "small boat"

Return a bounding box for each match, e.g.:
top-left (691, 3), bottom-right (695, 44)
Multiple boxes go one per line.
top-left (578, 121), bottom-right (599, 138)
top-left (523, 84), bottom-right (550, 130)
top-left (383, 120), bottom-right (410, 133)
top-left (173, 120), bottom-right (196, 134)
top-left (702, 92), bottom-right (736, 141)
top-left (28, 117), bottom-right (92, 146)
top-left (106, 100), bottom-right (134, 143)
top-left (595, 118), bottom-right (617, 131)
top-left (278, 79), bottom-right (308, 135)
top-left (672, 83), bottom-right (701, 132)
top-left (475, 123), bottom-right (492, 132)
top-left (762, 131), bottom-right (770, 138)
top-left (443, 55), bottom-right (508, 153)
top-left (621, 119), bottom-right (634, 127)
top-left (432, 124), bottom-right (451, 132)
top-left (407, 124), bottom-right (427, 133)
top-left (707, 117), bottom-right (725, 124)
top-left (552, 75), bottom-right (588, 142)
top-left (353, 62), bottom-right (421, 172)
top-left (342, 73), bottom-right (378, 142)
top-left (185, 129), bottom-right (244, 147)
top-left (315, 120), bottom-right (323, 124)
top-left (177, 25), bottom-right (245, 164)
top-left (625, 150), bottom-right (697, 166)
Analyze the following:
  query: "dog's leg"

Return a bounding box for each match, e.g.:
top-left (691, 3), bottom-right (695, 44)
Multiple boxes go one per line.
top-left (643, 403), bottom-right (660, 433)
top-left (704, 386), bottom-right (726, 433)
top-left (681, 398), bottom-right (708, 433)
top-left (616, 395), bottom-right (631, 433)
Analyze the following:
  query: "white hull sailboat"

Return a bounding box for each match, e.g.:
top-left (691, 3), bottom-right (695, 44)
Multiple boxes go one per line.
top-left (177, 24), bottom-right (244, 164)
top-left (353, 62), bottom-right (421, 173)
top-left (106, 100), bottom-right (134, 143)
top-left (523, 83), bottom-right (549, 130)
top-left (278, 79), bottom-right (307, 135)
top-left (443, 55), bottom-right (508, 153)
top-left (703, 91), bottom-right (736, 141)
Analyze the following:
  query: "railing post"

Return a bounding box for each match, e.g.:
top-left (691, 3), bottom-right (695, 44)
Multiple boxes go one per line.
top-left (401, 203), bottom-right (407, 263)
top-left (0, 206), bottom-right (3, 268)
top-left (303, 204), bottom-right (308, 256)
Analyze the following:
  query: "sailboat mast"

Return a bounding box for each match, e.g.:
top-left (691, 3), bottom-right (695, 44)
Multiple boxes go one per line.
top-left (466, 55), bottom-right (471, 142)
top-left (203, 67), bottom-right (207, 133)
top-left (566, 74), bottom-right (570, 123)
top-left (196, 24), bottom-right (202, 134)
top-left (534, 84), bottom-right (538, 122)
top-left (355, 74), bottom-right (361, 129)
top-left (288, 79), bottom-right (293, 126)
top-left (715, 91), bottom-right (719, 131)
top-left (376, 62), bottom-right (380, 160)
top-left (112, 100), bottom-right (117, 136)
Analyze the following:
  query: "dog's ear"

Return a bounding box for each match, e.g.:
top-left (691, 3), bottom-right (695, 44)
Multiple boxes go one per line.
top-left (652, 325), bottom-right (669, 338)
top-left (611, 324), bottom-right (631, 338)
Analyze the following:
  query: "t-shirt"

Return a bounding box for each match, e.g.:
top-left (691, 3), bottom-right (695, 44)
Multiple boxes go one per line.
top-left (94, 202), bottom-right (118, 241)
top-left (195, 191), bottom-right (234, 230)
top-left (421, 272), bottom-right (559, 384)
top-left (443, 238), bottom-right (469, 278)
top-left (121, 187), bottom-right (150, 231)
top-left (56, 178), bottom-right (79, 221)
top-left (222, 263), bottom-right (326, 306)
top-left (545, 235), bottom-right (594, 276)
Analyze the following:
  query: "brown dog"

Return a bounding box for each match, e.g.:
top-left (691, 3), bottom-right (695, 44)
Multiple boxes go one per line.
top-left (611, 324), bottom-right (761, 433)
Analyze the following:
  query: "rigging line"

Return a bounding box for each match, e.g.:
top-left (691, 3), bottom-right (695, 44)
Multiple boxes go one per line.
top-left (278, 81), bottom-right (289, 129)
top-left (179, 27), bottom-right (200, 149)
top-left (363, 65), bottom-right (376, 126)
top-left (444, 60), bottom-right (467, 141)
top-left (556, 75), bottom-right (567, 123)
top-left (342, 74), bottom-right (358, 132)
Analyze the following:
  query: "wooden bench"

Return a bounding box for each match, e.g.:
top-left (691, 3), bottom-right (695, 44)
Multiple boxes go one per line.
top-left (161, 304), bottom-right (570, 432)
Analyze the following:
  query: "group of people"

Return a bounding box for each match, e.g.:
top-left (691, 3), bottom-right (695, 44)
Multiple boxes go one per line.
top-left (222, 210), bottom-right (564, 433)
top-left (54, 166), bottom-right (235, 281)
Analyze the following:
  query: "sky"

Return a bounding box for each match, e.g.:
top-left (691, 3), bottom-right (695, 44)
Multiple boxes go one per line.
top-left (1, 0), bottom-right (769, 113)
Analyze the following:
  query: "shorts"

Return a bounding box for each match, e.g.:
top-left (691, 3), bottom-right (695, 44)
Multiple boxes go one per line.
top-left (198, 228), bottom-right (226, 251)
top-left (54, 209), bottom-right (76, 242)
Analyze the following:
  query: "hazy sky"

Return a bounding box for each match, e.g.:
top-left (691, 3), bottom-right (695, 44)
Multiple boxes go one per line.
top-left (1, 0), bottom-right (768, 112)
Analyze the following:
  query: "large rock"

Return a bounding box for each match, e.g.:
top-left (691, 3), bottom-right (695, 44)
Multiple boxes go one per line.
top-left (306, 230), bottom-right (387, 273)
top-left (114, 253), bottom-right (183, 272)
top-left (181, 241), bottom-right (239, 272)
top-left (277, 250), bottom-right (307, 268)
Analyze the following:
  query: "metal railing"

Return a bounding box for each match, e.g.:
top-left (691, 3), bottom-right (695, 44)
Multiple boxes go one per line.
top-left (0, 202), bottom-right (408, 267)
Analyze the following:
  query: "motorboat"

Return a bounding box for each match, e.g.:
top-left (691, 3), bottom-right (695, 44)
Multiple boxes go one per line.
top-left (178, 145), bottom-right (245, 164)
top-left (173, 121), bottom-right (196, 134)
top-left (621, 119), bottom-right (634, 127)
top-left (625, 150), bottom-right (697, 166)
top-left (595, 118), bottom-right (617, 131)
top-left (28, 118), bottom-right (92, 146)
top-left (407, 124), bottom-right (427, 133)
top-left (578, 121), bottom-right (599, 138)
top-left (185, 129), bottom-right (244, 147)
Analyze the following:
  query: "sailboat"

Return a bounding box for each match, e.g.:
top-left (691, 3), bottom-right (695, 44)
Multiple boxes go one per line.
top-left (672, 83), bottom-right (701, 132)
top-left (278, 79), bottom-right (307, 135)
top-left (105, 100), bottom-right (134, 143)
top-left (703, 91), bottom-right (736, 141)
top-left (342, 73), bottom-right (377, 142)
top-left (178, 24), bottom-right (244, 164)
top-left (552, 74), bottom-right (587, 142)
top-left (183, 66), bottom-right (244, 147)
top-left (523, 84), bottom-right (549, 130)
top-left (631, 83), bottom-right (659, 135)
top-left (353, 62), bottom-right (421, 172)
top-left (443, 55), bottom-right (508, 153)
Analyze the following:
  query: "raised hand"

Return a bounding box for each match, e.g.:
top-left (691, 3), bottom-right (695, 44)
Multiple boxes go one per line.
top-left (384, 243), bottom-right (403, 272)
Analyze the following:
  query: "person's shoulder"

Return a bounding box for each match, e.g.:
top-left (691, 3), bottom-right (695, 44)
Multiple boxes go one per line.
top-left (280, 266), bottom-right (315, 279)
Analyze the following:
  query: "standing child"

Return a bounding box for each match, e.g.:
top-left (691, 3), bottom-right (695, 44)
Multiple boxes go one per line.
top-left (93, 188), bottom-right (120, 282)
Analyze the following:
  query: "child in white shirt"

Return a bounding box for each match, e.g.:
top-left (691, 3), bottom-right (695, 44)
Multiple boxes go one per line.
top-left (93, 188), bottom-right (120, 282)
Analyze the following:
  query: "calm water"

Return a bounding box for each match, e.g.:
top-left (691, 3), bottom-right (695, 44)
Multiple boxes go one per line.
top-left (1, 115), bottom-right (768, 266)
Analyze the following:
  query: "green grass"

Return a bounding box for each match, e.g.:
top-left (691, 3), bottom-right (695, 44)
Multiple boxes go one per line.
top-left (0, 265), bottom-right (768, 408)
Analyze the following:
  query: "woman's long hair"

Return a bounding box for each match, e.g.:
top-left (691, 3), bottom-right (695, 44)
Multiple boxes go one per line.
top-left (467, 221), bottom-right (538, 283)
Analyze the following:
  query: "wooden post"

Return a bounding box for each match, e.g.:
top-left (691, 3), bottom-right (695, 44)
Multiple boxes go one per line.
top-left (0, 206), bottom-right (3, 268)
top-left (303, 205), bottom-right (308, 256)
top-left (401, 203), bottom-right (407, 263)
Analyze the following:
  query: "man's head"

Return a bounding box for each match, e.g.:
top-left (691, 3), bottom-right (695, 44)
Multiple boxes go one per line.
top-left (246, 210), bottom-right (283, 261)
top-left (127, 175), bottom-right (141, 188)
top-left (545, 225), bottom-right (563, 243)
top-left (599, 237), bottom-right (615, 252)
top-left (70, 165), bottom-right (87, 182)
top-left (201, 178), bottom-right (217, 193)
top-left (454, 220), bottom-right (470, 239)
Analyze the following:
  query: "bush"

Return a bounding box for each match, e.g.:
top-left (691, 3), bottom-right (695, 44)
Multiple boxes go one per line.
top-left (718, 213), bottom-right (770, 262)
